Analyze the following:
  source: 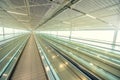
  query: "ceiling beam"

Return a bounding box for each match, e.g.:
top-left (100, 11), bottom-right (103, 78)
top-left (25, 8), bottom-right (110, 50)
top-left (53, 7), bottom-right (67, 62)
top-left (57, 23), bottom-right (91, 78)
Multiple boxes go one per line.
top-left (0, 6), bottom-right (29, 30)
top-left (23, 0), bottom-right (32, 29)
top-left (68, 7), bottom-right (119, 29)
top-left (35, 0), bottom-right (80, 30)
top-left (24, 0), bottom-right (31, 20)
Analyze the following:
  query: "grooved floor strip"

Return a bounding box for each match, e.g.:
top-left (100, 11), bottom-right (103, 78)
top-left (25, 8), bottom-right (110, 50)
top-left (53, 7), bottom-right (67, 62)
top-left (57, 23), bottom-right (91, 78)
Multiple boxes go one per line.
top-left (11, 35), bottom-right (48, 80)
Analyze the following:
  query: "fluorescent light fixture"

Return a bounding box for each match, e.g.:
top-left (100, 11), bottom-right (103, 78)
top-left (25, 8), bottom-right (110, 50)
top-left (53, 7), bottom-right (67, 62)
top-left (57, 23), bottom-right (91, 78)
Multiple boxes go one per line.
top-left (65, 62), bottom-right (68, 65)
top-left (62, 21), bottom-right (71, 24)
top-left (41, 56), bottom-right (44, 60)
top-left (108, 23), bottom-right (114, 26)
top-left (18, 20), bottom-right (29, 22)
top-left (52, 55), bottom-right (56, 59)
top-left (45, 66), bottom-right (50, 72)
top-left (7, 11), bottom-right (27, 16)
top-left (39, 49), bottom-right (41, 52)
top-left (59, 64), bottom-right (64, 68)
top-left (90, 63), bottom-right (94, 66)
top-left (3, 74), bottom-right (8, 77)
top-left (86, 14), bottom-right (96, 19)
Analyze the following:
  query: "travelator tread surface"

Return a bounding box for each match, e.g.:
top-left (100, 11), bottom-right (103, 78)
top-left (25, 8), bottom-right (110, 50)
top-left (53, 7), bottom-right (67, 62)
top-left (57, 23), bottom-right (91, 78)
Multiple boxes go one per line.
top-left (10, 35), bottom-right (48, 80)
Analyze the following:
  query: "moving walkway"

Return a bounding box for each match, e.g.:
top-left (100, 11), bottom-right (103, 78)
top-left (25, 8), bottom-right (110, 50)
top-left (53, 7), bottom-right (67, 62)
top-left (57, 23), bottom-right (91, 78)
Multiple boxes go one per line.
top-left (10, 35), bottom-right (48, 80)
top-left (0, 33), bottom-right (119, 80)
top-left (35, 34), bottom-right (120, 80)
top-left (0, 34), bottom-right (30, 80)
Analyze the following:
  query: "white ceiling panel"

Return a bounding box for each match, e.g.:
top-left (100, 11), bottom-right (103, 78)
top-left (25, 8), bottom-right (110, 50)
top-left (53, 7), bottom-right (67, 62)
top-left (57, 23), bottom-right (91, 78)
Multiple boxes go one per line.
top-left (0, 0), bottom-right (120, 30)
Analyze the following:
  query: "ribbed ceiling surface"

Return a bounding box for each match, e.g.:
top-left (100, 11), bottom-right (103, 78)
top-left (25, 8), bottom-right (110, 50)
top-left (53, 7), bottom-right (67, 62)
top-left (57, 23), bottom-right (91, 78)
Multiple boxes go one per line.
top-left (0, 0), bottom-right (54, 30)
top-left (0, 0), bottom-right (120, 30)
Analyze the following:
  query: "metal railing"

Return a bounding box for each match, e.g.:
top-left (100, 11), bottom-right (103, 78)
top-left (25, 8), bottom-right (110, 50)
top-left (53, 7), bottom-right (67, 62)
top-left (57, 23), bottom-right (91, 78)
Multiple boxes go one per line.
top-left (0, 35), bottom-right (30, 80)
top-left (45, 34), bottom-right (120, 53)
top-left (34, 35), bottom-right (60, 80)
top-left (0, 33), bottom-right (29, 46)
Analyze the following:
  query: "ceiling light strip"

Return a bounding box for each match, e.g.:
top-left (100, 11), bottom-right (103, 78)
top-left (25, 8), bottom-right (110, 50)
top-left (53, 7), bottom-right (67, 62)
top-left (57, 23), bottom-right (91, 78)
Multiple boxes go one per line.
top-left (7, 11), bottom-right (27, 16)
top-left (69, 7), bottom-right (118, 28)
top-left (35, 0), bottom-right (80, 29)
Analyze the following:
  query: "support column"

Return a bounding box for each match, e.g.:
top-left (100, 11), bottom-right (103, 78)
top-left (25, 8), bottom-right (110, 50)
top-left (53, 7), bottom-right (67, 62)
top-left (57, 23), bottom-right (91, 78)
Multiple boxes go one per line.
top-left (112, 29), bottom-right (118, 49)
top-left (56, 31), bottom-right (58, 37)
top-left (13, 28), bottom-right (15, 36)
top-left (69, 30), bottom-right (72, 40)
top-left (3, 27), bottom-right (5, 39)
top-left (69, 22), bottom-right (73, 40)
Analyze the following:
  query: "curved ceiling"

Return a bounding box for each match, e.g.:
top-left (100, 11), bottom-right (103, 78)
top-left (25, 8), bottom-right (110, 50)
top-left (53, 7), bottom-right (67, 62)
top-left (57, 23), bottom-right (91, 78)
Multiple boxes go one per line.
top-left (0, 0), bottom-right (120, 31)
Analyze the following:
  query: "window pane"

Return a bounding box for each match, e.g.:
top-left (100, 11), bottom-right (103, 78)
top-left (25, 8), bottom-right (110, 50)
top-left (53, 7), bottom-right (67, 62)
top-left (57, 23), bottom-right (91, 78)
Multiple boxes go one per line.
top-left (58, 31), bottom-right (70, 37)
top-left (116, 30), bottom-right (120, 44)
top-left (51, 31), bottom-right (57, 35)
top-left (0, 27), bottom-right (3, 34)
top-left (115, 30), bottom-right (120, 51)
top-left (71, 30), bottom-right (114, 42)
top-left (4, 28), bottom-right (13, 34)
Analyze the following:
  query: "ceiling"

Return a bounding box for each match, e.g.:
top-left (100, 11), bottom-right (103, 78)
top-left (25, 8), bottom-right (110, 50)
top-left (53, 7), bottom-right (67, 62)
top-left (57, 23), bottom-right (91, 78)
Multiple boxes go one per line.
top-left (0, 0), bottom-right (120, 31)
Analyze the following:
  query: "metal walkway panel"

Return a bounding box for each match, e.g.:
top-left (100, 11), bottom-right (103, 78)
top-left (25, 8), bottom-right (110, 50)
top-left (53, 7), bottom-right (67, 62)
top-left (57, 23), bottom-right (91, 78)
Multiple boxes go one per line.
top-left (11, 35), bottom-right (48, 80)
